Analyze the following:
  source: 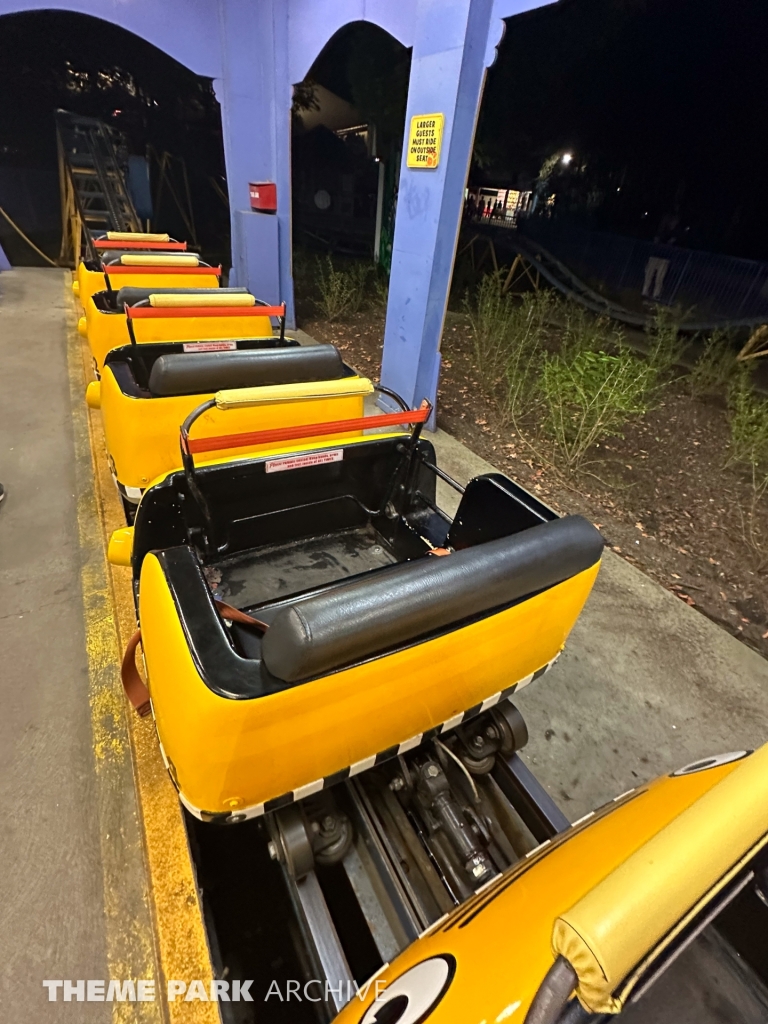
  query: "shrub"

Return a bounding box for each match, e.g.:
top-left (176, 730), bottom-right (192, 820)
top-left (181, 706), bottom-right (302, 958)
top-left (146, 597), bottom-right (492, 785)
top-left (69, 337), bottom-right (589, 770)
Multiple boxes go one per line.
top-left (464, 277), bottom-right (555, 420)
top-left (463, 270), bottom-right (518, 389)
top-left (463, 284), bottom-right (673, 475)
top-left (539, 347), bottom-right (652, 474)
top-left (558, 301), bottom-right (616, 359)
top-left (371, 267), bottom-right (389, 311)
top-left (645, 306), bottom-right (685, 386)
top-left (314, 256), bottom-right (369, 321)
top-left (728, 369), bottom-right (768, 470)
top-left (292, 246), bottom-right (315, 292)
top-left (687, 328), bottom-right (739, 397)
top-left (499, 290), bottom-right (554, 426)
top-left (727, 369), bottom-right (768, 566)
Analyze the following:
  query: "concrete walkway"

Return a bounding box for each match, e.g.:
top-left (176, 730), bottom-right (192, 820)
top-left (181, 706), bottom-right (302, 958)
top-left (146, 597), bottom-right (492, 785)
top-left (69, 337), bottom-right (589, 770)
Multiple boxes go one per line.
top-left (431, 429), bottom-right (768, 819)
top-left (0, 269), bottom-right (157, 1021)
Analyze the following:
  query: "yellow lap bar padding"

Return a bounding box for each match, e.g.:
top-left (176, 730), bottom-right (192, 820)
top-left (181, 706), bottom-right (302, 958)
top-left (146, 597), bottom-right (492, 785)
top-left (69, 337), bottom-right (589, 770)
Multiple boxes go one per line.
top-left (119, 254), bottom-right (200, 267)
top-left (553, 743), bottom-right (768, 1014)
top-left (78, 316), bottom-right (88, 337)
top-left (107, 527), bottom-right (134, 567)
top-left (215, 377), bottom-right (374, 409)
top-left (72, 279), bottom-right (80, 296)
top-left (107, 231), bottom-right (170, 242)
top-left (148, 292), bottom-right (255, 308)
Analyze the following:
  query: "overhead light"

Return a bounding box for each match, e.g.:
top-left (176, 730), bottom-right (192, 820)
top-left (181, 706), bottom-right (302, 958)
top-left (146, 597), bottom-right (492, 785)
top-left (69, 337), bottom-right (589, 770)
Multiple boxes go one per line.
top-left (561, 153), bottom-right (573, 166)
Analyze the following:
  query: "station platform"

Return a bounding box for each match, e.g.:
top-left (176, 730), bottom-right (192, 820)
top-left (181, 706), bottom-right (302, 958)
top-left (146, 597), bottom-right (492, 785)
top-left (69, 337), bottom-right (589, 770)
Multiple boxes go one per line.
top-left (0, 268), bottom-right (216, 1022)
top-left (1, 267), bottom-right (767, 1019)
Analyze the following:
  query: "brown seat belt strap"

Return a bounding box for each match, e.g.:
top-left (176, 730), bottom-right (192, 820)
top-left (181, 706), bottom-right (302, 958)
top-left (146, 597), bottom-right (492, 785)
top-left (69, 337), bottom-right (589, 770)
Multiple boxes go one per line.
top-left (214, 599), bottom-right (269, 632)
top-left (121, 629), bottom-right (152, 717)
top-left (120, 602), bottom-right (268, 717)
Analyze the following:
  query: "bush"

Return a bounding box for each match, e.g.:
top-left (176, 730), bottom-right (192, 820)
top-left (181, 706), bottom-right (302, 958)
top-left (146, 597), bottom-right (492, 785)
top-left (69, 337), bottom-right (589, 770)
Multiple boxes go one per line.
top-left (499, 291), bottom-right (554, 426)
top-left (645, 306), bottom-right (685, 381)
top-left (464, 276), bottom-right (554, 421)
top-left (314, 256), bottom-right (369, 321)
top-left (727, 369), bottom-right (768, 565)
top-left (292, 246), bottom-right (315, 293)
top-left (558, 301), bottom-right (616, 359)
top-left (371, 267), bottom-right (389, 311)
top-left (540, 347), bottom-right (652, 474)
top-left (728, 369), bottom-right (768, 470)
top-left (463, 282), bottom-right (672, 474)
top-left (687, 328), bottom-right (738, 397)
top-left (463, 270), bottom-right (518, 389)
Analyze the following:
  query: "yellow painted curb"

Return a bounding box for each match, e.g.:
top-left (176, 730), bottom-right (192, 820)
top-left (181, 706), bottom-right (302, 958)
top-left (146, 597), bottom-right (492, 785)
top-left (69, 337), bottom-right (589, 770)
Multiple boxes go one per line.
top-left (66, 274), bottom-right (219, 1024)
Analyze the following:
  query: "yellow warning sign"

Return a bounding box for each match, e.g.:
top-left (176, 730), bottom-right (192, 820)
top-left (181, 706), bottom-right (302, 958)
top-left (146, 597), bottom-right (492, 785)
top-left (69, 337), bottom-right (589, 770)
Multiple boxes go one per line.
top-left (406, 113), bottom-right (445, 169)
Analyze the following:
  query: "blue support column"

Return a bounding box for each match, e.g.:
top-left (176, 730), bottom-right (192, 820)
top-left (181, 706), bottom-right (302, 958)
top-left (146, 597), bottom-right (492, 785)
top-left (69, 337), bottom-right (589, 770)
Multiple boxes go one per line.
top-left (216, 0), bottom-right (295, 326)
top-left (380, 0), bottom-right (495, 417)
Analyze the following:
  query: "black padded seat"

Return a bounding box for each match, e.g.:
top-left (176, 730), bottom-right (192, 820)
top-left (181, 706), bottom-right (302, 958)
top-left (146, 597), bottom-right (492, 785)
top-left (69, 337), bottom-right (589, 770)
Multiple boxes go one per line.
top-left (147, 344), bottom-right (346, 397)
top-left (261, 515), bottom-right (604, 682)
top-left (115, 286), bottom-right (249, 308)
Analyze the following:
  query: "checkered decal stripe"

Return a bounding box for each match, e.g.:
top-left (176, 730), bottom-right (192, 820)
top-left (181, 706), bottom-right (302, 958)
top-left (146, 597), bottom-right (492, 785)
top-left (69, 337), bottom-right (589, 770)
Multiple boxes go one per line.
top-left (114, 476), bottom-right (143, 503)
top-left (180, 654), bottom-right (561, 823)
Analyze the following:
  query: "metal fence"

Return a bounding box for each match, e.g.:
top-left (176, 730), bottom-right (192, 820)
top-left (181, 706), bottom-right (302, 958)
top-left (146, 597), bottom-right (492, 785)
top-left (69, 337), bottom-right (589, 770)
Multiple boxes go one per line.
top-left (518, 217), bottom-right (768, 326)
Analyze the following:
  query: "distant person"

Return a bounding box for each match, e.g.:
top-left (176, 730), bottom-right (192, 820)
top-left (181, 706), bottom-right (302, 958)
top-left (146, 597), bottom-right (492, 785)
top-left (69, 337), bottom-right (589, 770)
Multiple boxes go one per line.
top-left (643, 254), bottom-right (669, 301)
top-left (643, 211), bottom-right (680, 302)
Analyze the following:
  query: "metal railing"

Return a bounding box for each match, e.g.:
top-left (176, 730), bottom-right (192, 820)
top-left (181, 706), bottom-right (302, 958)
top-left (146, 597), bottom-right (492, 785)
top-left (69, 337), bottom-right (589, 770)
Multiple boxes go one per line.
top-left (518, 217), bottom-right (768, 327)
top-left (56, 109), bottom-right (141, 264)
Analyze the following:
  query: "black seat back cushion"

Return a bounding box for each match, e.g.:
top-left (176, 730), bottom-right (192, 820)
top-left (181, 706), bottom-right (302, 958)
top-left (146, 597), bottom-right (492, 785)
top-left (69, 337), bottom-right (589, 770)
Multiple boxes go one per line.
top-left (261, 515), bottom-right (604, 682)
top-left (115, 286), bottom-right (248, 307)
top-left (147, 345), bottom-right (346, 397)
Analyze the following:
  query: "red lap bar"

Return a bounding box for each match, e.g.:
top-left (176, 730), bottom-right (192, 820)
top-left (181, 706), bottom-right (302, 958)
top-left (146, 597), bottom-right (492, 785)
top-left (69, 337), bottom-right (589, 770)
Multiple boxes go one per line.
top-left (185, 407), bottom-right (430, 455)
top-left (126, 303), bottom-right (286, 319)
top-left (105, 265), bottom-right (222, 276)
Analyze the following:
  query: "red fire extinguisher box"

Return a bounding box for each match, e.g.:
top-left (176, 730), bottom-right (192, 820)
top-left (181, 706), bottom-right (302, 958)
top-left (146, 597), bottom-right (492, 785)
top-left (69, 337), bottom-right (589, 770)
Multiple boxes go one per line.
top-left (249, 182), bottom-right (277, 213)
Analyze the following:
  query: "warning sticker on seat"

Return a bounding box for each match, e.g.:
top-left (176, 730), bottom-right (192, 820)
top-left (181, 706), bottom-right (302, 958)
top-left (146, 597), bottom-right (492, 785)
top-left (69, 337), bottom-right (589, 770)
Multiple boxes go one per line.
top-left (265, 449), bottom-right (343, 473)
top-left (182, 340), bottom-right (237, 352)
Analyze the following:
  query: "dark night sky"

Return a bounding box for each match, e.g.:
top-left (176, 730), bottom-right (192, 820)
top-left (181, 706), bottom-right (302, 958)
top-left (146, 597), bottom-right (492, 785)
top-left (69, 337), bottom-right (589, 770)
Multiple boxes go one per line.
top-left (1, 1), bottom-right (767, 260)
top-left (476, 0), bottom-right (768, 257)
